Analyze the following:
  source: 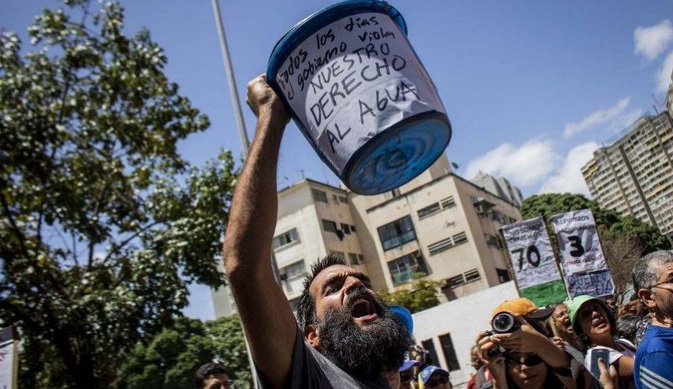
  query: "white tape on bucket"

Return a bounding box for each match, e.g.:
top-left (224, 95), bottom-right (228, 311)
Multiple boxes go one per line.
top-left (274, 12), bottom-right (447, 177)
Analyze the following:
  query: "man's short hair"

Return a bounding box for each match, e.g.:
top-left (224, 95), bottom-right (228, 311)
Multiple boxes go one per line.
top-left (632, 250), bottom-right (673, 290)
top-left (296, 253), bottom-right (347, 331)
top-left (194, 362), bottom-right (227, 389)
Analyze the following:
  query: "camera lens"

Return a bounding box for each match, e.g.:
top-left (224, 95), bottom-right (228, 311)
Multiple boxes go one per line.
top-left (492, 313), bottom-right (515, 333)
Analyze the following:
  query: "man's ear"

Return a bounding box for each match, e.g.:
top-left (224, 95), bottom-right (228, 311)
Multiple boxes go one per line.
top-left (305, 325), bottom-right (320, 349)
top-left (638, 288), bottom-right (657, 309)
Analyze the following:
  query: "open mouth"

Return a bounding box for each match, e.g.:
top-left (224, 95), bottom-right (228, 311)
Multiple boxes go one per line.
top-left (591, 313), bottom-right (607, 328)
top-left (348, 296), bottom-right (379, 323)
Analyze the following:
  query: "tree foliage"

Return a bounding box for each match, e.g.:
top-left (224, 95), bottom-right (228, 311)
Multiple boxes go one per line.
top-left (379, 279), bottom-right (442, 314)
top-left (520, 193), bottom-right (671, 299)
top-left (0, 2), bottom-right (237, 387)
top-left (117, 316), bottom-right (252, 389)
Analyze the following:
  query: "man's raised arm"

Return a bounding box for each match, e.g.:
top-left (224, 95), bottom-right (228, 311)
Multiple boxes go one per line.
top-left (222, 75), bottom-right (296, 388)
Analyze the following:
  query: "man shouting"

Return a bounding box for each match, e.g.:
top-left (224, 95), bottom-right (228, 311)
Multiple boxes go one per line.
top-left (222, 75), bottom-right (411, 389)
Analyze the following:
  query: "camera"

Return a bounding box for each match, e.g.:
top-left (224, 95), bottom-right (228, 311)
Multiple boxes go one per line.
top-left (491, 312), bottom-right (520, 334)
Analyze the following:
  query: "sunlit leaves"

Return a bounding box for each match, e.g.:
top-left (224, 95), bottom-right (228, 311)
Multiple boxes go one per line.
top-left (1, 1), bottom-right (237, 388)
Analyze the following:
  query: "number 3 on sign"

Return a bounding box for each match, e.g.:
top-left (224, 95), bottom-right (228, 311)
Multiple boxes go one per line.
top-left (567, 235), bottom-right (585, 257)
top-left (512, 245), bottom-right (541, 271)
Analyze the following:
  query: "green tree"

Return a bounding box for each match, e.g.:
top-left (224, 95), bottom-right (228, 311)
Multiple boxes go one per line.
top-left (117, 316), bottom-right (252, 389)
top-left (520, 193), bottom-right (671, 299)
top-left (0, 1), bottom-right (237, 387)
top-left (379, 279), bottom-right (442, 314)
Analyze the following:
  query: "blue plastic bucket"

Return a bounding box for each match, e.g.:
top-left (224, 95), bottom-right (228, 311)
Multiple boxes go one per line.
top-left (267, 0), bottom-right (451, 195)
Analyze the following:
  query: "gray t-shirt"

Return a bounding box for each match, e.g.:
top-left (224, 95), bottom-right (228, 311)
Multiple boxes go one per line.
top-left (258, 328), bottom-right (392, 389)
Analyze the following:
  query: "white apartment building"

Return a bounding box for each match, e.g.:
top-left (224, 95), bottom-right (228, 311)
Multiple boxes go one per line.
top-left (212, 154), bottom-right (523, 314)
top-left (349, 155), bottom-right (521, 300)
top-left (470, 171), bottom-right (524, 207)
top-left (581, 111), bottom-right (673, 238)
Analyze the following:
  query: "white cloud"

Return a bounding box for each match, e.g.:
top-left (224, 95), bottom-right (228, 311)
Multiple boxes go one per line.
top-left (539, 142), bottom-right (599, 197)
top-left (608, 108), bottom-right (646, 134)
top-left (655, 50), bottom-right (673, 93)
top-left (563, 98), bottom-right (631, 138)
top-left (465, 140), bottom-right (557, 187)
top-left (634, 20), bottom-right (673, 61)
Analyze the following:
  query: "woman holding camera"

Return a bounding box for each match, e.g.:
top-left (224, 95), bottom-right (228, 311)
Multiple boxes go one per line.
top-left (476, 298), bottom-right (591, 389)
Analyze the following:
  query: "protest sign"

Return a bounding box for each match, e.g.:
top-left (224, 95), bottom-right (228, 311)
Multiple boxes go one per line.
top-left (501, 217), bottom-right (567, 306)
top-left (550, 209), bottom-right (615, 298)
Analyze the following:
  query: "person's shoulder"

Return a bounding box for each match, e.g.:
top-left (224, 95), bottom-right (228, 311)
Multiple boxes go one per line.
top-left (640, 325), bottom-right (673, 353)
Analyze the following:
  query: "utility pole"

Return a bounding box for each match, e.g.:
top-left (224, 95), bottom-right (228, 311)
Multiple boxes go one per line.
top-left (211, 4), bottom-right (281, 388)
top-left (212, 0), bottom-right (250, 157)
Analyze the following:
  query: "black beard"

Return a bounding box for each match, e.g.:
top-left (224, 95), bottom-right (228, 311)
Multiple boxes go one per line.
top-left (315, 290), bottom-right (411, 377)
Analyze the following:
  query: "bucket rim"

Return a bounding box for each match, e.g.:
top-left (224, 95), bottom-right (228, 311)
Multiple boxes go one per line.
top-left (266, 0), bottom-right (407, 83)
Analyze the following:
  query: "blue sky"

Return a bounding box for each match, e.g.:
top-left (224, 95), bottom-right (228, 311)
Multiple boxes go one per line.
top-left (4, 0), bottom-right (673, 320)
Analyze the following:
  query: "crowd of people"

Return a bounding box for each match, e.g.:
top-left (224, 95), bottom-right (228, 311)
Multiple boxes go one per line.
top-left (214, 75), bottom-right (673, 389)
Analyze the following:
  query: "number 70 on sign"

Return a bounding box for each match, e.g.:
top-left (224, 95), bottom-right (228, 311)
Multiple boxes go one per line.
top-left (511, 245), bottom-right (541, 271)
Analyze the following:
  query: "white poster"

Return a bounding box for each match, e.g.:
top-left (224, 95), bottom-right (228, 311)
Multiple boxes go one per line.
top-left (0, 340), bottom-right (17, 389)
top-left (274, 13), bottom-right (446, 175)
top-left (501, 217), bottom-right (562, 289)
top-left (550, 209), bottom-right (615, 298)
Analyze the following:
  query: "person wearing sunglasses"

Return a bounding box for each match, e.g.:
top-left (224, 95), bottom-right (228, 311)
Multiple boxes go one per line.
top-left (418, 366), bottom-right (452, 389)
top-left (568, 295), bottom-right (636, 389)
top-left (631, 251), bottom-right (673, 389)
top-left (477, 298), bottom-right (591, 389)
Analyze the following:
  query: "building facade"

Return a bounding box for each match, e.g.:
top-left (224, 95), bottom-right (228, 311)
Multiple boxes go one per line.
top-left (581, 111), bottom-right (673, 238)
top-left (211, 155), bottom-right (523, 316)
top-left (470, 171), bottom-right (525, 207)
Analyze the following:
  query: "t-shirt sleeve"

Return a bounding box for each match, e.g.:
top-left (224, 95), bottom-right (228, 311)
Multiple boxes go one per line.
top-left (638, 352), bottom-right (673, 389)
top-left (256, 327), bottom-right (330, 389)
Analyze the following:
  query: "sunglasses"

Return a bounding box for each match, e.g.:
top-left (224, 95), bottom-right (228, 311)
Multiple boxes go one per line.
top-left (505, 354), bottom-right (544, 366)
top-left (425, 375), bottom-right (450, 388)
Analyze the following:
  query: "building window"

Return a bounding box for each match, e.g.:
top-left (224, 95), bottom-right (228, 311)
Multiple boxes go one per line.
top-left (485, 234), bottom-right (499, 249)
top-left (440, 196), bottom-right (456, 209)
top-left (464, 269), bottom-right (480, 283)
top-left (418, 202), bottom-right (441, 219)
top-left (445, 274), bottom-right (465, 288)
top-left (438, 333), bottom-right (461, 371)
top-left (272, 228), bottom-right (299, 249)
top-left (281, 260), bottom-right (306, 279)
top-left (496, 268), bottom-right (511, 283)
top-left (452, 232), bottom-right (468, 246)
top-left (348, 253), bottom-right (360, 265)
top-left (490, 210), bottom-right (507, 224)
top-left (339, 196), bottom-right (348, 203)
top-left (312, 189), bottom-right (328, 203)
top-left (378, 215), bottom-right (417, 251)
top-left (351, 225), bottom-right (357, 233)
top-left (341, 223), bottom-right (351, 234)
top-left (388, 251), bottom-right (428, 286)
top-left (444, 269), bottom-right (481, 289)
top-left (421, 339), bottom-right (440, 367)
top-left (322, 219), bottom-right (338, 233)
top-left (428, 237), bottom-right (453, 256)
